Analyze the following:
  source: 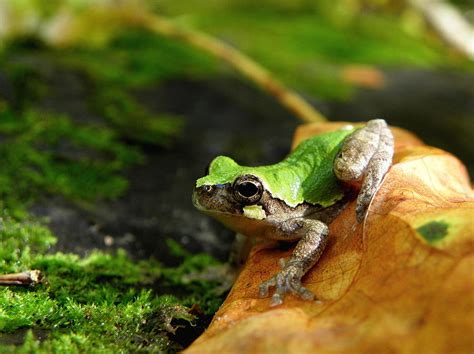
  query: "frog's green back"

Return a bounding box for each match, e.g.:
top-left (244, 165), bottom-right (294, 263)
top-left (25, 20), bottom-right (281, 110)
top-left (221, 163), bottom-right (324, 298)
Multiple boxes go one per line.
top-left (197, 129), bottom-right (354, 207)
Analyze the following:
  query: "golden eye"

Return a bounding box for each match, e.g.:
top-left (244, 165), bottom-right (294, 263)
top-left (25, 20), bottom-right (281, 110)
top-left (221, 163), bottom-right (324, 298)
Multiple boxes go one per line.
top-left (233, 175), bottom-right (263, 205)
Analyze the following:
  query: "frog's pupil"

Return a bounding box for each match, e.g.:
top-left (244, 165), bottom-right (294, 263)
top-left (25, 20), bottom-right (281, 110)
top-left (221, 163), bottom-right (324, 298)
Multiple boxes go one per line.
top-left (238, 182), bottom-right (258, 197)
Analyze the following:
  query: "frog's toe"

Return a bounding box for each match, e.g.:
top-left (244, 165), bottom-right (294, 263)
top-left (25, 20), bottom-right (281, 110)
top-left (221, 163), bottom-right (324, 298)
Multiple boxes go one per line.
top-left (259, 262), bottom-right (316, 305)
top-left (297, 286), bottom-right (315, 301)
top-left (270, 292), bottom-right (284, 307)
top-left (283, 268), bottom-right (315, 301)
top-left (270, 275), bottom-right (288, 306)
top-left (285, 271), bottom-right (302, 293)
top-left (259, 277), bottom-right (276, 298)
top-left (259, 273), bottom-right (287, 302)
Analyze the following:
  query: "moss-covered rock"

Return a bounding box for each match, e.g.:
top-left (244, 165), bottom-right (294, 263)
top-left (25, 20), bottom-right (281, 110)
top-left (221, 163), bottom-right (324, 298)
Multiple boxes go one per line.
top-left (0, 215), bottom-right (224, 352)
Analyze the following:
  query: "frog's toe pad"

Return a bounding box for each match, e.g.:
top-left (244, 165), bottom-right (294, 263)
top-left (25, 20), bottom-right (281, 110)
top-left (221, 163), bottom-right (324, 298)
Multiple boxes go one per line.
top-left (259, 277), bottom-right (276, 298)
top-left (258, 263), bottom-right (316, 306)
top-left (298, 286), bottom-right (315, 301)
top-left (270, 293), bottom-right (283, 307)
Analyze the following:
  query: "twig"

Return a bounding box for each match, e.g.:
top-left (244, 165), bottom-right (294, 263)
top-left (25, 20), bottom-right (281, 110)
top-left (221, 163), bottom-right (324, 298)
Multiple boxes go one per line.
top-left (120, 11), bottom-right (328, 123)
top-left (0, 270), bottom-right (44, 286)
top-left (408, 0), bottom-right (474, 59)
top-left (40, 4), bottom-right (327, 123)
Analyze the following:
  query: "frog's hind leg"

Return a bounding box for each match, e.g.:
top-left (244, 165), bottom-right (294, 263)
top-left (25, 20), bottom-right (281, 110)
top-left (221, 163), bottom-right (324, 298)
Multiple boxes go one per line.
top-left (333, 119), bottom-right (394, 222)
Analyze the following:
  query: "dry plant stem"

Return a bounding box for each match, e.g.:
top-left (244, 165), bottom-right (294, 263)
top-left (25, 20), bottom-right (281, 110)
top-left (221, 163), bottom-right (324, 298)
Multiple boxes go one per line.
top-left (124, 12), bottom-right (328, 124)
top-left (0, 270), bottom-right (43, 286)
top-left (408, 0), bottom-right (474, 59)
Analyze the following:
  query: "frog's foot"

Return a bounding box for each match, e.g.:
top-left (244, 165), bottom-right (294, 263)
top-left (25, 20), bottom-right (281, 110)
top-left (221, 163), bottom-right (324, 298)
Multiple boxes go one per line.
top-left (259, 259), bottom-right (314, 306)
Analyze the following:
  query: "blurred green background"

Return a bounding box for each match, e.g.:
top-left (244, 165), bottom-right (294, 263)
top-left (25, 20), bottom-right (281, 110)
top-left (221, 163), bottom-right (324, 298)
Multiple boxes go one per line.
top-left (0, 0), bottom-right (473, 352)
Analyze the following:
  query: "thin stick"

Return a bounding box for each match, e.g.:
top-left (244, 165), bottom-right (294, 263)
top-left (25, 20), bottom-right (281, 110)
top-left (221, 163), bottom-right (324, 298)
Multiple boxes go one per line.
top-left (120, 11), bottom-right (328, 123)
top-left (408, 0), bottom-right (474, 59)
top-left (44, 5), bottom-right (328, 123)
top-left (0, 270), bottom-right (43, 286)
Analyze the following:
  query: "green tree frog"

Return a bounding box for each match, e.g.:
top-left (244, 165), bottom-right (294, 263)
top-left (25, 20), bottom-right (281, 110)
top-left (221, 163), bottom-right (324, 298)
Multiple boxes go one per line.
top-left (193, 119), bottom-right (394, 306)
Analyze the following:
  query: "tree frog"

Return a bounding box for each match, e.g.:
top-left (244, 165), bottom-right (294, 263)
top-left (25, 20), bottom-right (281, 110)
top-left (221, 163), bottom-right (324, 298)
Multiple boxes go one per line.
top-left (193, 119), bottom-right (394, 306)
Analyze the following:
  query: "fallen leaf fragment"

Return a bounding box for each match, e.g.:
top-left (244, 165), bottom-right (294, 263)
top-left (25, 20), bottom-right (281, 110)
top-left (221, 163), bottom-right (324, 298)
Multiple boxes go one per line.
top-left (340, 65), bottom-right (386, 89)
top-left (185, 122), bottom-right (474, 354)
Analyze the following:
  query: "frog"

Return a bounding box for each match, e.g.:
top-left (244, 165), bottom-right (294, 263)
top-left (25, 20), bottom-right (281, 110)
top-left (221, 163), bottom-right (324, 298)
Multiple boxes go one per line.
top-left (192, 119), bottom-right (394, 306)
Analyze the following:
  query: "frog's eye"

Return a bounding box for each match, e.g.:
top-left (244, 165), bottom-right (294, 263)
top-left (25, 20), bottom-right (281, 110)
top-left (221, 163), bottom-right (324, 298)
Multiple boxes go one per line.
top-left (232, 175), bottom-right (263, 205)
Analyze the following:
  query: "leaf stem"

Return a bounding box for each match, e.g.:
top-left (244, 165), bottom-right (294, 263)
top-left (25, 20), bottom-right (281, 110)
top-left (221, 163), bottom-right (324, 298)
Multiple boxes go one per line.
top-left (122, 11), bottom-right (328, 123)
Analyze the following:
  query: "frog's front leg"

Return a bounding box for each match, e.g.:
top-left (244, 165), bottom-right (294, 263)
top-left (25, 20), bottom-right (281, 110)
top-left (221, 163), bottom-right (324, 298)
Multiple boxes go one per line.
top-left (333, 119), bottom-right (394, 222)
top-left (259, 218), bottom-right (329, 306)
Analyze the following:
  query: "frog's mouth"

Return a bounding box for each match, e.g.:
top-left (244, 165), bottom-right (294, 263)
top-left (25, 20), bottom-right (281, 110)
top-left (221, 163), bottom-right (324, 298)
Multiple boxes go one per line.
top-left (193, 185), bottom-right (271, 237)
top-left (192, 184), bottom-right (244, 215)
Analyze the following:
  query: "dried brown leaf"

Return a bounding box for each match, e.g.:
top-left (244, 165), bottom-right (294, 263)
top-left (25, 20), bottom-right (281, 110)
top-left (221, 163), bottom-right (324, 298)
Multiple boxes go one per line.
top-left (186, 123), bottom-right (474, 354)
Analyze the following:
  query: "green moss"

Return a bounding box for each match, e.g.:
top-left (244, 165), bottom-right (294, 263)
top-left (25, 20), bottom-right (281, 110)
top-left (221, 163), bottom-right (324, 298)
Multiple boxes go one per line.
top-left (62, 30), bottom-right (218, 88)
top-left (0, 215), bottom-right (225, 352)
top-left (3, 61), bottom-right (47, 111)
top-left (3, 3), bottom-right (469, 352)
top-left (417, 220), bottom-right (449, 244)
top-left (0, 27), bottom-right (226, 351)
top-left (0, 103), bottom-right (144, 214)
top-left (0, 99), bottom-right (219, 351)
top-left (92, 87), bottom-right (183, 147)
top-left (1, 31), bottom-right (196, 148)
top-left (0, 216), bottom-right (56, 274)
top-left (56, 30), bottom-right (218, 146)
top-left (0, 33), bottom-right (191, 210)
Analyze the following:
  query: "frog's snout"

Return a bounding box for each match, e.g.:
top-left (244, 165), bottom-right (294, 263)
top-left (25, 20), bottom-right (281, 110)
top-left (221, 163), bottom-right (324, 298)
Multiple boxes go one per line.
top-left (193, 183), bottom-right (241, 214)
top-left (191, 187), bottom-right (202, 209)
top-left (192, 184), bottom-right (215, 210)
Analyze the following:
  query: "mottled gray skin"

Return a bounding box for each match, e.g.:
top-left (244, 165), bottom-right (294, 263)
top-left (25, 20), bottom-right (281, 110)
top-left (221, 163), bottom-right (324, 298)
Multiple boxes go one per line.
top-left (334, 119), bottom-right (394, 222)
top-left (193, 119), bottom-right (394, 306)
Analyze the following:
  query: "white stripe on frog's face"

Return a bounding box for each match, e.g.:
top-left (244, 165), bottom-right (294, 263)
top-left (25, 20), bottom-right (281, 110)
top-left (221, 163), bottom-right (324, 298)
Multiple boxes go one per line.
top-left (243, 205), bottom-right (267, 220)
